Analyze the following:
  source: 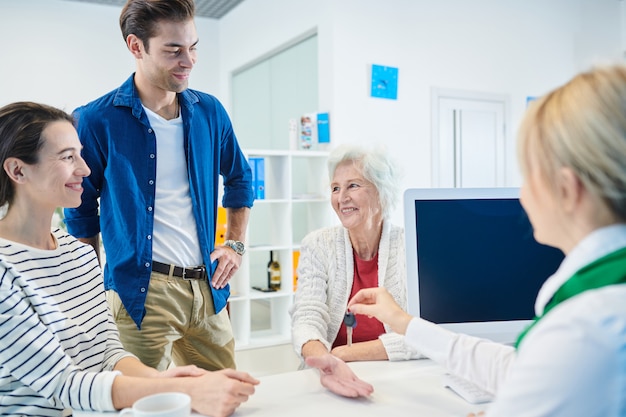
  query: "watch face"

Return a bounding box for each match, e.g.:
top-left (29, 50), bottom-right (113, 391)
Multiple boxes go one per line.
top-left (226, 240), bottom-right (245, 255)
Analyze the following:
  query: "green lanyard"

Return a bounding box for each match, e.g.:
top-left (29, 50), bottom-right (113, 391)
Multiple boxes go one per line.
top-left (515, 246), bottom-right (626, 348)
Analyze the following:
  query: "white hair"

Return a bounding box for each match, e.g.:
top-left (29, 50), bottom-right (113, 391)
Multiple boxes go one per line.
top-left (327, 144), bottom-right (402, 219)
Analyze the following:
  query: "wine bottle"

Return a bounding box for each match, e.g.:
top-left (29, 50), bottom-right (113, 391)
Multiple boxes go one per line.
top-left (267, 251), bottom-right (281, 291)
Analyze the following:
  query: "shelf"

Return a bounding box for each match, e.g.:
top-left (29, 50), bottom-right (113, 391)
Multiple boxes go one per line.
top-left (229, 293), bottom-right (293, 348)
top-left (248, 244), bottom-right (292, 252)
top-left (234, 333), bottom-right (293, 351)
top-left (230, 290), bottom-right (294, 301)
top-left (252, 198), bottom-right (291, 204)
top-left (245, 149), bottom-right (329, 158)
top-left (229, 149), bottom-right (334, 350)
top-left (292, 195), bottom-right (327, 202)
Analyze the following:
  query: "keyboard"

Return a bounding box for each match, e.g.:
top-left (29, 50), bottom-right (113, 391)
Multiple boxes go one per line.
top-left (442, 373), bottom-right (495, 404)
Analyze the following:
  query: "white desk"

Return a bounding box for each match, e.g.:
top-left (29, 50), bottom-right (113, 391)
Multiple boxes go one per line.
top-left (74, 360), bottom-right (487, 417)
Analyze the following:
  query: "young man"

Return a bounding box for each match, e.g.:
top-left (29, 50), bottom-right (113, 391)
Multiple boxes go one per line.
top-left (65, 0), bottom-right (253, 371)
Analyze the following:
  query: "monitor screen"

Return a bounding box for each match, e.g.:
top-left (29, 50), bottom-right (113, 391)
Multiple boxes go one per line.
top-left (403, 188), bottom-right (564, 344)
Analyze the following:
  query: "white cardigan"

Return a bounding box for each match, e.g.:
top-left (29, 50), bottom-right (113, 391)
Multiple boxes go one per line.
top-left (290, 221), bottom-right (421, 361)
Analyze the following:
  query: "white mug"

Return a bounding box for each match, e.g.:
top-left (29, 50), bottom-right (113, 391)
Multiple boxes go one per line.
top-left (119, 392), bottom-right (191, 417)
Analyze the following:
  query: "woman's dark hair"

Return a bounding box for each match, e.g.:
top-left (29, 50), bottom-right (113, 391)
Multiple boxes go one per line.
top-left (120, 0), bottom-right (195, 52)
top-left (0, 101), bottom-right (73, 207)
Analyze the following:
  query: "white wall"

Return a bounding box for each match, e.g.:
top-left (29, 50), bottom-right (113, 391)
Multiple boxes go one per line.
top-left (1, 0), bottom-right (623, 225)
top-left (0, 0), bottom-right (220, 113)
top-left (218, 0), bottom-right (623, 224)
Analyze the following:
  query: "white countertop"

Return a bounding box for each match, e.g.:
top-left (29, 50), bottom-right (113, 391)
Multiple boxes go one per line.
top-left (74, 360), bottom-right (487, 417)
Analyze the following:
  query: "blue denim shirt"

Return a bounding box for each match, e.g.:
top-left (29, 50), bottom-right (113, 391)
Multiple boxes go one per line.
top-left (64, 74), bottom-right (253, 328)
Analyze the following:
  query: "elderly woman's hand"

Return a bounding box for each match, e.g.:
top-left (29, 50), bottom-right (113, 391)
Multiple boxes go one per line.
top-left (305, 354), bottom-right (374, 398)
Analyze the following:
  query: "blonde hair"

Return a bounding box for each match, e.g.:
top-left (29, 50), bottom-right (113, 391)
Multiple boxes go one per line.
top-left (517, 65), bottom-right (626, 220)
top-left (327, 144), bottom-right (402, 219)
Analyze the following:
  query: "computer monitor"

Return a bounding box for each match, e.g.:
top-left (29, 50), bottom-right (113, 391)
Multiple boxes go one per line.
top-left (403, 187), bottom-right (564, 344)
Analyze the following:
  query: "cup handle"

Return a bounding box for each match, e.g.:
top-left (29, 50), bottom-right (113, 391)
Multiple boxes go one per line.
top-left (119, 407), bottom-right (134, 416)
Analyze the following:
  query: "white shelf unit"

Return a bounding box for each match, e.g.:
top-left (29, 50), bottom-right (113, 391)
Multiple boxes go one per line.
top-left (229, 149), bottom-right (335, 350)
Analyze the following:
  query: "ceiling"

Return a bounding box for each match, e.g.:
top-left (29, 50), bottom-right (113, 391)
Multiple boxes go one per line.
top-left (63, 0), bottom-right (245, 19)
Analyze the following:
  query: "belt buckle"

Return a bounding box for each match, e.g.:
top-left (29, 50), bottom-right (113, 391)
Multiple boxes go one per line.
top-left (197, 265), bottom-right (206, 280)
top-left (182, 266), bottom-right (205, 280)
top-left (182, 267), bottom-right (193, 280)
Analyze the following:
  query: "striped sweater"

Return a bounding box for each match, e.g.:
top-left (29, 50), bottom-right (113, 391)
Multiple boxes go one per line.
top-left (0, 229), bottom-right (134, 416)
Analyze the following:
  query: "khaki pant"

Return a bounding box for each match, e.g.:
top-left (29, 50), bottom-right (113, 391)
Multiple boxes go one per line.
top-left (107, 271), bottom-right (235, 371)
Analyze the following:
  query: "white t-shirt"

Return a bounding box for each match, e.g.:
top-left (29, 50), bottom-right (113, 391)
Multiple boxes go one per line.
top-left (143, 106), bottom-right (203, 267)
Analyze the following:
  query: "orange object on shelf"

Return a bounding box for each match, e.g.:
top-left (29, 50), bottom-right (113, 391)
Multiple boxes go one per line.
top-left (293, 250), bottom-right (300, 291)
top-left (215, 206), bottom-right (227, 245)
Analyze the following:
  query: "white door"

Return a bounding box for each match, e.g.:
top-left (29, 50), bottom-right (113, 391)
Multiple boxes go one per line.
top-left (432, 91), bottom-right (508, 188)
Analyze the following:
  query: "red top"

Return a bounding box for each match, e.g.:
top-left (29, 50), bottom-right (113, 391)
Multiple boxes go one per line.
top-left (333, 251), bottom-right (386, 348)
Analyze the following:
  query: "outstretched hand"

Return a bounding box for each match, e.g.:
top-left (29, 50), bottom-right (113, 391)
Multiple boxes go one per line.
top-left (305, 354), bottom-right (374, 398)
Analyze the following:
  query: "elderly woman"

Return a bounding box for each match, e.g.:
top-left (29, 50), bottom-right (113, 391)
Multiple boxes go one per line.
top-left (290, 144), bottom-right (419, 397)
top-left (349, 65), bottom-right (626, 417)
top-left (0, 102), bottom-right (258, 417)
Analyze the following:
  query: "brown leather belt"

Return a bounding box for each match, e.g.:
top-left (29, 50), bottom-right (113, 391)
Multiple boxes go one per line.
top-left (152, 261), bottom-right (206, 280)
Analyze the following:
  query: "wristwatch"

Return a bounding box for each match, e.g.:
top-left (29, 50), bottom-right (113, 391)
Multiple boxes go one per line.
top-left (224, 240), bottom-right (246, 256)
